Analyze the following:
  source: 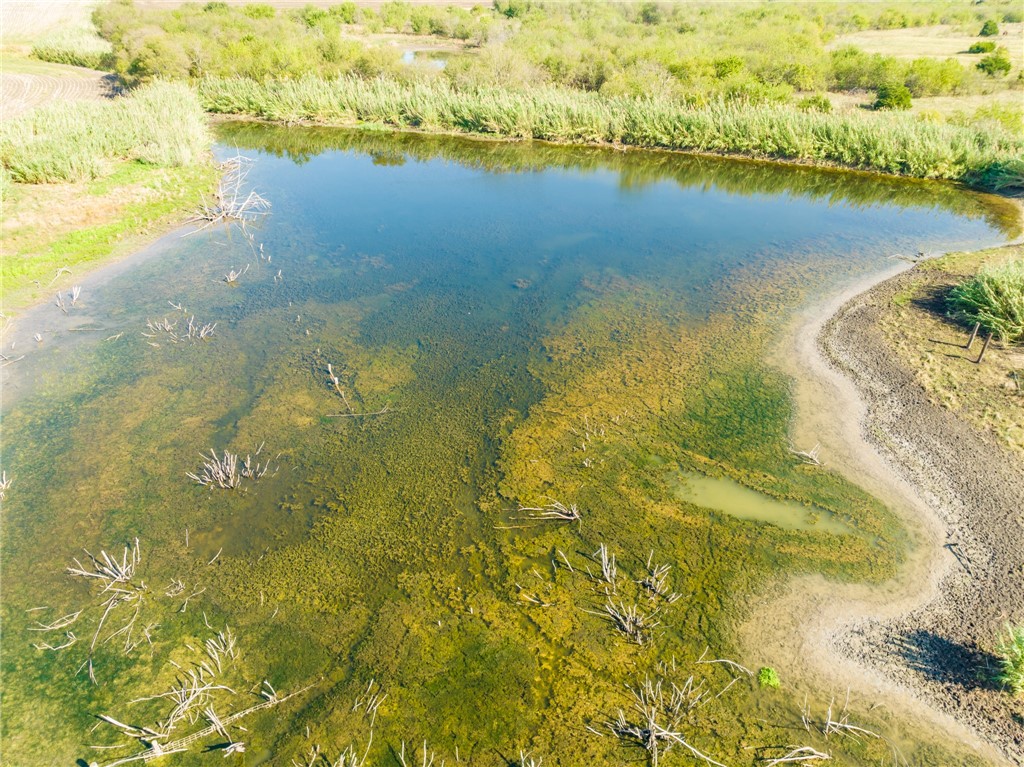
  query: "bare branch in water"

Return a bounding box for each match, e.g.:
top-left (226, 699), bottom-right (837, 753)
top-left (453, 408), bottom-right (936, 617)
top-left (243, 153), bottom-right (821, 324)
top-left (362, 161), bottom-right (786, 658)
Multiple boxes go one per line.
top-left (187, 448), bottom-right (274, 490)
top-left (597, 672), bottom-right (732, 767)
top-left (188, 155), bottom-right (270, 232)
top-left (639, 551), bottom-right (681, 603)
top-left (789, 443), bottom-right (822, 466)
top-left (516, 498), bottom-right (582, 523)
top-left (761, 746), bottom-right (831, 765)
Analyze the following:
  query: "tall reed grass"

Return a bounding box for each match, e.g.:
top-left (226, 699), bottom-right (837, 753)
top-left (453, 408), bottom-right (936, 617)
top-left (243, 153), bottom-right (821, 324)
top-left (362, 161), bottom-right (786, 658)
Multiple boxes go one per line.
top-left (197, 75), bottom-right (1024, 192)
top-left (1, 82), bottom-right (210, 184)
top-left (949, 260), bottom-right (1024, 344)
top-left (31, 28), bottom-right (114, 71)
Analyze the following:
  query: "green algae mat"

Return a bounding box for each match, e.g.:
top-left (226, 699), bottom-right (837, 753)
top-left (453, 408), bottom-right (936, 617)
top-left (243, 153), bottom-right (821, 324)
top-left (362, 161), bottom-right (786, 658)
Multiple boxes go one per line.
top-left (0, 125), bottom-right (1017, 767)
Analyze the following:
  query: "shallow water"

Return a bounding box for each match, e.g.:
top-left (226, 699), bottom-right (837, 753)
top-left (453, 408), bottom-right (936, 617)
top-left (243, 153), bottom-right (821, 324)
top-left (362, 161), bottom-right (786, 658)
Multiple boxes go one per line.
top-left (0, 126), bottom-right (1013, 766)
top-left (671, 471), bottom-right (855, 534)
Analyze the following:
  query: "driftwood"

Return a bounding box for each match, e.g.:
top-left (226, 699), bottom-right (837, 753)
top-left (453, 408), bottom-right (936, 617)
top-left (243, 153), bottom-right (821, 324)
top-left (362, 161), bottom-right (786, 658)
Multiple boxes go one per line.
top-left (516, 498), bottom-right (582, 523)
top-left (188, 155), bottom-right (270, 232)
top-left (761, 746), bottom-right (831, 765)
top-left (65, 540), bottom-right (146, 683)
top-left (789, 443), bottom-right (822, 466)
top-left (596, 673), bottom-right (730, 767)
top-left (94, 682), bottom-right (313, 767)
top-left (0, 470), bottom-right (11, 500)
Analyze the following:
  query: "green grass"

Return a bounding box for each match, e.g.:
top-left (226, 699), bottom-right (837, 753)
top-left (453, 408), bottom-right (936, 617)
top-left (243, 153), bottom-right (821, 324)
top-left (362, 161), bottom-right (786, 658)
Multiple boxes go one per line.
top-left (0, 81), bottom-right (209, 184)
top-left (1, 80), bottom-right (215, 310)
top-left (948, 259), bottom-right (1024, 343)
top-left (197, 75), bottom-right (1024, 191)
top-left (995, 624), bottom-right (1024, 695)
top-left (1, 161), bottom-right (217, 310)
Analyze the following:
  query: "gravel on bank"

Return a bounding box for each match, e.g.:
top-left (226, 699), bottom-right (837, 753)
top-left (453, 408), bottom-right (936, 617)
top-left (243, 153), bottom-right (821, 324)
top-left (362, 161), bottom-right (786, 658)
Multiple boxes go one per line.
top-left (819, 265), bottom-right (1024, 764)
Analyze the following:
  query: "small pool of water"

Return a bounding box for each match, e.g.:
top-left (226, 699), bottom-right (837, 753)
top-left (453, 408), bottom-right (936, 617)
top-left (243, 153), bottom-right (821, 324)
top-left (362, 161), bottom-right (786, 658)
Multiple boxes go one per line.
top-left (671, 471), bottom-right (855, 534)
top-left (400, 49), bottom-right (449, 69)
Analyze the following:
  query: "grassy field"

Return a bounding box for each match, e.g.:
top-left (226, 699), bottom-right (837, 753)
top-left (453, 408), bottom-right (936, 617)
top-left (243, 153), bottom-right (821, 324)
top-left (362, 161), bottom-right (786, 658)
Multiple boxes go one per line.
top-left (882, 242), bottom-right (1024, 457)
top-left (832, 23), bottom-right (1024, 68)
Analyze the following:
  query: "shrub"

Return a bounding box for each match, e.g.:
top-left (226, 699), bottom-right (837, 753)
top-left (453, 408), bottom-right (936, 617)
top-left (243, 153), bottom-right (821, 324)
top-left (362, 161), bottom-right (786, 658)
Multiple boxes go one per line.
top-left (874, 83), bottom-right (912, 110)
top-left (995, 624), bottom-right (1024, 695)
top-left (1003, 10), bottom-right (1024, 24)
top-left (977, 48), bottom-right (1012, 77)
top-left (330, 3), bottom-right (357, 24)
top-left (948, 260), bottom-right (1024, 344)
top-left (967, 41), bottom-right (996, 54)
top-left (979, 19), bottom-right (999, 37)
top-left (638, 2), bottom-right (662, 26)
top-left (757, 667), bottom-right (781, 688)
top-left (797, 94), bottom-right (832, 113)
top-left (494, 0), bottom-right (530, 19)
top-left (242, 3), bottom-right (276, 20)
top-left (714, 55), bottom-right (745, 79)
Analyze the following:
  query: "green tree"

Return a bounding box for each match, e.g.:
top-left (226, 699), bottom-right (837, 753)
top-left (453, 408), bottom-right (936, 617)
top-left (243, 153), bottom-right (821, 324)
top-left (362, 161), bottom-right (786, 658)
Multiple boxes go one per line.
top-left (639, 2), bottom-right (662, 26)
top-left (977, 48), bottom-right (1012, 77)
top-left (979, 19), bottom-right (999, 36)
top-left (873, 82), bottom-right (912, 110)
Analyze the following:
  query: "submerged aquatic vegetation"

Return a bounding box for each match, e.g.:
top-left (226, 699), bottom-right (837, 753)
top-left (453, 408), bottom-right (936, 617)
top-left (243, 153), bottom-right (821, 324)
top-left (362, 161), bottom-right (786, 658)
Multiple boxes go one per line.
top-left (0, 125), bottom-right (1008, 766)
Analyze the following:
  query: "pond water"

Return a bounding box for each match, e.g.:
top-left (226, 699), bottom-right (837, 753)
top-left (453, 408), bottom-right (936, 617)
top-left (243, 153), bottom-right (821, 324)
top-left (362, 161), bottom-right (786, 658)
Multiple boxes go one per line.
top-left (670, 471), bottom-right (855, 534)
top-left (1, 126), bottom-right (1015, 767)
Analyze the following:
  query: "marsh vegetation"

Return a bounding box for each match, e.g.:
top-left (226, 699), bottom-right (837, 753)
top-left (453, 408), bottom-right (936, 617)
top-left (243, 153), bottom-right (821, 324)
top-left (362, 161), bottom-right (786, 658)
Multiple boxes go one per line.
top-left (0, 125), bottom-right (1013, 765)
top-left (2, 2), bottom-right (1022, 764)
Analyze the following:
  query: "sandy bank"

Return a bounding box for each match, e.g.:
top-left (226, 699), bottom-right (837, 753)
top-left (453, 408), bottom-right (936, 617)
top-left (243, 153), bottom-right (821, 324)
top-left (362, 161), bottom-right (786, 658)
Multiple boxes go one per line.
top-left (819, 263), bottom-right (1024, 762)
top-left (746, 256), bottom-right (1023, 765)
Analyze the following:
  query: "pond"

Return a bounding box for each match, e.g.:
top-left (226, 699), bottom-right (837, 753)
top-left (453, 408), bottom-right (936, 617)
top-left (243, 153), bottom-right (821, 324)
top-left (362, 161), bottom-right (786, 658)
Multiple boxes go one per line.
top-left (1, 125), bottom-right (1016, 766)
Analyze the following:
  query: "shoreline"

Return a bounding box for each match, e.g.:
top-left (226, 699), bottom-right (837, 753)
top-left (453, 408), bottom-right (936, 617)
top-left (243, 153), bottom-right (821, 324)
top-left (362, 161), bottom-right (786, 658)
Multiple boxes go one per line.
top-left (746, 250), bottom-right (1023, 764)
top-left (208, 111), bottom-right (1024, 197)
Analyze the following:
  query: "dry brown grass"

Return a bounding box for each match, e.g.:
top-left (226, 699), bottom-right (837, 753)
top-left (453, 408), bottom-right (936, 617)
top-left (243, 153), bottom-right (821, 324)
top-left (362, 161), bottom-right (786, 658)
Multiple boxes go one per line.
top-left (0, 1), bottom-right (97, 45)
top-left (1, 61), bottom-right (116, 121)
top-left (134, 0), bottom-right (474, 8)
top-left (826, 89), bottom-right (1024, 118)
top-left (879, 242), bottom-right (1024, 459)
top-left (831, 23), bottom-right (1024, 68)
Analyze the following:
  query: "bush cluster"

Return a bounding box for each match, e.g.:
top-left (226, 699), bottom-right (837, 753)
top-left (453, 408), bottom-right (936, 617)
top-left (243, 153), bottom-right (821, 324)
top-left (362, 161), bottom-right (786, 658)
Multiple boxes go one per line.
top-left (88, 0), bottom-right (1003, 105)
top-left (949, 261), bottom-right (1024, 344)
top-left (977, 48), bottom-right (1013, 77)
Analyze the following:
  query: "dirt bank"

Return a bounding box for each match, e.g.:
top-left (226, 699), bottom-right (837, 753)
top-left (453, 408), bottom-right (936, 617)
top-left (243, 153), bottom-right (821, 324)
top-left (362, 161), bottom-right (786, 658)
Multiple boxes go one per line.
top-left (816, 263), bottom-right (1024, 762)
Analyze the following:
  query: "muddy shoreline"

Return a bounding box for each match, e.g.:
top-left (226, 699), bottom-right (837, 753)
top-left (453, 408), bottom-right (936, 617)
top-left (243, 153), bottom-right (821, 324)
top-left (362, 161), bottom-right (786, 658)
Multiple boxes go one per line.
top-left (750, 256), bottom-right (1023, 764)
top-left (815, 264), bottom-right (1024, 763)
